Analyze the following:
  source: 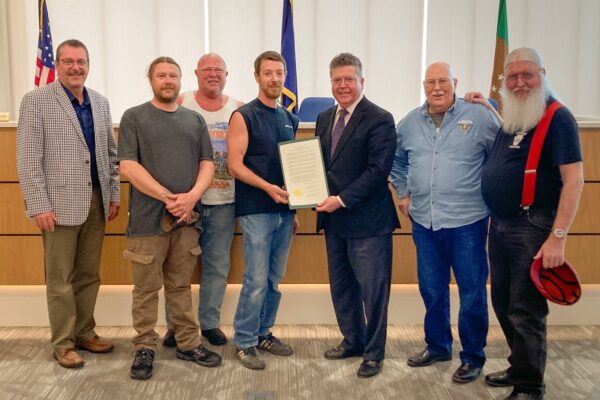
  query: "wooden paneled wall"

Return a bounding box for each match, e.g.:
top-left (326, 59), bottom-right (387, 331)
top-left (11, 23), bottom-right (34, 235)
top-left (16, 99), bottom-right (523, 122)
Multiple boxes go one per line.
top-left (1, 124), bottom-right (599, 285)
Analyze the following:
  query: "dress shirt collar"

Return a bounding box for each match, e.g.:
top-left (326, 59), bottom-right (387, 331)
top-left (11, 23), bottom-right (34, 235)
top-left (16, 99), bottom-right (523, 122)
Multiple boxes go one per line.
top-left (61, 83), bottom-right (90, 106)
top-left (420, 94), bottom-right (457, 117)
top-left (336, 93), bottom-right (364, 118)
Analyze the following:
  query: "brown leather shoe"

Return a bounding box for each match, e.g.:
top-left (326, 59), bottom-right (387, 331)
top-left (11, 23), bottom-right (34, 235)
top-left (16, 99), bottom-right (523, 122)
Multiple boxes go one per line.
top-left (53, 348), bottom-right (84, 368)
top-left (75, 335), bottom-right (114, 353)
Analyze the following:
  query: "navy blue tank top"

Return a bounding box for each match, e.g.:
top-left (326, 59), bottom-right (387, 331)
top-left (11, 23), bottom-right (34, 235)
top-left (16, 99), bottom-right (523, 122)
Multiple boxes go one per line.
top-left (235, 99), bottom-right (299, 217)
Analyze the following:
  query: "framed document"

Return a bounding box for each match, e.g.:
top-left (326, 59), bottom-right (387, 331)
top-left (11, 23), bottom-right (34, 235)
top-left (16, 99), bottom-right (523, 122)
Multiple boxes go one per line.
top-left (278, 137), bottom-right (329, 209)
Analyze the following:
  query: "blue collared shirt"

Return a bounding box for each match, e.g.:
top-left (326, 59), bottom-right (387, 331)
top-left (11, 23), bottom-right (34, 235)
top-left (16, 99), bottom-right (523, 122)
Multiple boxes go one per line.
top-left (391, 98), bottom-right (500, 230)
top-left (62, 84), bottom-right (100, 188)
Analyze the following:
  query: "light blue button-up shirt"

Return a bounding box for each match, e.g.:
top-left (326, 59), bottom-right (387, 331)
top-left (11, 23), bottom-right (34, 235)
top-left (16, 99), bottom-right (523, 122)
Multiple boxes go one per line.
top-left (391, 98), bottom-right (500, 230)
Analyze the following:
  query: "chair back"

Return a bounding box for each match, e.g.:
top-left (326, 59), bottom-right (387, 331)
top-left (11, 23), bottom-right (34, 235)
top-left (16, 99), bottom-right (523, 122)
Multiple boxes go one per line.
top-left (298, 97), bottom-right (336, 122)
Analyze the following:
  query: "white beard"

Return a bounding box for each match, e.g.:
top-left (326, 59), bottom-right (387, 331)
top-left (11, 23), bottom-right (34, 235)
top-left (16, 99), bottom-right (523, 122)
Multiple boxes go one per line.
top-left (501, 85), bottom-right (549, 134)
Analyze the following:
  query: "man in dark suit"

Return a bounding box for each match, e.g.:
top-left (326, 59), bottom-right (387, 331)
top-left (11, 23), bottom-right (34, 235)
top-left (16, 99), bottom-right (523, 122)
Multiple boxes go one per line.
top-left (316, 53), bottom-right (399, 378)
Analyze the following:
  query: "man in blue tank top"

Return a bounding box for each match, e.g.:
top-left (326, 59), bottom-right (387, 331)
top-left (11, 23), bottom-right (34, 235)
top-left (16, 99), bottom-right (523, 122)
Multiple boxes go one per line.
top-left (227, 51), bottom-right (299, 370)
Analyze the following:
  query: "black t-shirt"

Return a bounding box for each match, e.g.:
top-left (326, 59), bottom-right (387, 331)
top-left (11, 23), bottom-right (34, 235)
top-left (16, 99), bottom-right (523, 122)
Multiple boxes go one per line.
top-left (481, 101), bottom-right (582, 218)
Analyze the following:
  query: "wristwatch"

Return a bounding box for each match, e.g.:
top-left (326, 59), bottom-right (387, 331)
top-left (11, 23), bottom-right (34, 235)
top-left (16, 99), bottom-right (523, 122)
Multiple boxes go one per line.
top-left (551, 228), bottom-right (567, 239)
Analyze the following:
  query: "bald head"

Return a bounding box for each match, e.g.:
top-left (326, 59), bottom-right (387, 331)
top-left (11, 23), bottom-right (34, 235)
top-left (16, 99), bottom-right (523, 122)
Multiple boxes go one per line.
top-left (425, 62), bottom-right (455, 80)
top-left (423, 62), bottom-right (457, 114)
top-left (195, 53), bottom-right (228, 98)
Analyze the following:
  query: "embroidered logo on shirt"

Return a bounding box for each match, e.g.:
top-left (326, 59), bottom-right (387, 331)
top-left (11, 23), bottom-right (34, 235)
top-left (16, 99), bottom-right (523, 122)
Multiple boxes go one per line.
top-left (509, 132), bottom-right (527, 149)
top-left (457, 120), bottom-right (473, 133)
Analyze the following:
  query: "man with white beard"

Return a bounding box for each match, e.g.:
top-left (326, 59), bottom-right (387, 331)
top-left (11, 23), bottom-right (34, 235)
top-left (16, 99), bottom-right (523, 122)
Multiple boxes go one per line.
top-left (470, 47), bottom-right (584, 400)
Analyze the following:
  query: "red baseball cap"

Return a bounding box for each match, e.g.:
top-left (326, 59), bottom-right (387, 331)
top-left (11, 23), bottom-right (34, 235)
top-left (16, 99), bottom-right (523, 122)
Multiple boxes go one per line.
top-left (530, 258), bottom-right (582, 305)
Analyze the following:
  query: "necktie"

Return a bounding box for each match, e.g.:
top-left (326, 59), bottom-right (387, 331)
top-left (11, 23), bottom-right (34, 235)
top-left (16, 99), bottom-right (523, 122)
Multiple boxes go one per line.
top-left (330, 108), bottom-right (348, 157)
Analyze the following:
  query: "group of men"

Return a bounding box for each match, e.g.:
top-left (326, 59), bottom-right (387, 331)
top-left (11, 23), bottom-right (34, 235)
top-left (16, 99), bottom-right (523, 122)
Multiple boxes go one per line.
top-left (16, 38), bottom-right (582, 399)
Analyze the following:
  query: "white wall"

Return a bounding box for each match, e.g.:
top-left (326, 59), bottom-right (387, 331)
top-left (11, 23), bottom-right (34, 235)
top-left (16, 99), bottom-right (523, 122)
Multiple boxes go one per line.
top-left (1, 0), bottom-right (599, 123)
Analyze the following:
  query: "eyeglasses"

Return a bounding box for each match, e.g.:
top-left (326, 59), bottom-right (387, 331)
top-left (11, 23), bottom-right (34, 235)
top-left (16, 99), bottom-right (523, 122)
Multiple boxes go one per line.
top-left (423, 78), bottom-right (451, 89)
top-left (505, 71), bottom-right (540, 84)
top-left (331, 76), bottom-right (357, 86)
top-left (200, 67), bottom-right (225, 74)
top-left (60, 59), bottom-right (88, 67)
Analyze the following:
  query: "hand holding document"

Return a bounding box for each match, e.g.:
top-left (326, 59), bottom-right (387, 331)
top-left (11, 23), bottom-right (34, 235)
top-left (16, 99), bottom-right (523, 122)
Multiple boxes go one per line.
top-left (278, 137), bottom-right (329, 209)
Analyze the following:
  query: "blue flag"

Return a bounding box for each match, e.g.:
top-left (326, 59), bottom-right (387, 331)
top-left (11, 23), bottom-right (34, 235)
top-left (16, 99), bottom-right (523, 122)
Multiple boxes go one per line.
top-left (281, 0), bottom-right (298, 114)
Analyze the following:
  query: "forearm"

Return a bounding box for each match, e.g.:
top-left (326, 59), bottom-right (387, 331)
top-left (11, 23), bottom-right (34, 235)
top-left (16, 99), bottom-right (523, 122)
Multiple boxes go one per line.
top-left (119, 160), bottom-right (171, 202)
top-left (552, 177), bottom-right (583, 232)
top-left (229, 161), bottom-right (271, 192)
top-left (189, 160), bottom-right (215, 200)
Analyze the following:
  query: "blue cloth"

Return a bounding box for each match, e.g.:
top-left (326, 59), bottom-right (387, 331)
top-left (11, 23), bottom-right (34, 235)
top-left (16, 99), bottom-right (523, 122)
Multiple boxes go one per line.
top-left (198, 203), bottom-right (235, 330)
top-left (482, 100), bottom-right (582, 217)
top-left (411, 217), bottom-right (489, 368)
top-left (391, 98), bottom-right (499, 230)
top-left (325, 231), bottom-right (392, 361)
top-left (235, 99), bottom-right (298, 217)
top-left (233, 212), bottom-right (295, 348)
top-left (62, 84), bottom-right (100, 188)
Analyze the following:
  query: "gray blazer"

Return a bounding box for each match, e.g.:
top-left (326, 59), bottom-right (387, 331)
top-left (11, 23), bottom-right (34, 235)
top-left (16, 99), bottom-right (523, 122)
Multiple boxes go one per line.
top-left (16, 81), bottom-right (119, 226)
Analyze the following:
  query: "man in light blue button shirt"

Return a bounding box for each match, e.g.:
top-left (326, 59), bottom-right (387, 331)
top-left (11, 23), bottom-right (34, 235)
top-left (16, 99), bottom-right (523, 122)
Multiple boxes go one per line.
top-left (391, 62), bottom-right (500, 384)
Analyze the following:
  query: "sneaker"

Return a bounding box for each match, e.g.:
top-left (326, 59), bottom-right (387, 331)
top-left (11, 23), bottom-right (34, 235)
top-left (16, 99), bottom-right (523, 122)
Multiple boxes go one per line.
top-left (257, 334), bottom-right (293, 356)
top-left (130, 348), bottom-right (155, 380)
top-left (162, 329), bottom-right (176, 348)
top-left (236, 346), bottom-right (265, 370)
top-left (176, 344), bottom-right (222, 367)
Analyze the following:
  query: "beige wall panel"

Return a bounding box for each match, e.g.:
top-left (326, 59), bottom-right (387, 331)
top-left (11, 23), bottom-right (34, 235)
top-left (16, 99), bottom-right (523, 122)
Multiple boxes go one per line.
top-left (565, 236), bottom-right (600, 283)
top-left (0, 127), bottom-right (17, 181)
top-left (1, 183), bottom-right (130, 234)
top-left (0, 236), bottom-right (45, 284)
top-left (570, 183), bottom-right (600, 233)
top-left (2, 234), bottom-right (599, 284)
top-left (0, 183), bottom-right (37, 234)
top-left (392, 235), bottom-right (418, 283)
top-left (581, 128), bottom-right (600, 181)
top-left (105, 183), bottom-right (130, 234)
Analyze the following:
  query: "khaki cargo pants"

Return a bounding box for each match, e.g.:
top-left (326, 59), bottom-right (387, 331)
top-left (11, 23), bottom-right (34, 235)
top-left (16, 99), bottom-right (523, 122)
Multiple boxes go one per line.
top-left (125, 226), bottom-right (202, 351)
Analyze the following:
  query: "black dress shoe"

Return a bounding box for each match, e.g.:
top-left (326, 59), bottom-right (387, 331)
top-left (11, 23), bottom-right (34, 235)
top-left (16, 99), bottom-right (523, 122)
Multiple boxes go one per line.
top-left (162, 329), bottom-right (176, 348)
top-left (407, 349), bottom-right (452, 367)
top-left (485, 369), bottom-right (512, 387)
top-left (201, 328), bottom-right (227, 346)
top-left (504, 388), bottom-right (543, 400)
top-left (324, 344), bottom-right (363, 360)
top-left (452, 363), bottom-right (481, 383)
top-left (357, 360), bottom-right (382, 378)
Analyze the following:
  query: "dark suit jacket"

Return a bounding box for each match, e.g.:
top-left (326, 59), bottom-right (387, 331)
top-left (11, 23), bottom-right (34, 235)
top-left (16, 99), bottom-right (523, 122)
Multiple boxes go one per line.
top-left (316, 97), bottom-right (400, 238)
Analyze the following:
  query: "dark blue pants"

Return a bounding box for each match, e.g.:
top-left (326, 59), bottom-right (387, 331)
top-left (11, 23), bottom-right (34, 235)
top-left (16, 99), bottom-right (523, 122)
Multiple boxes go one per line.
top-left (411, 218), bottom-right (489, 368)
top-left (325, 231), bottom-right (392, 361)
top-left (489, 211), bottom-right (552, 396)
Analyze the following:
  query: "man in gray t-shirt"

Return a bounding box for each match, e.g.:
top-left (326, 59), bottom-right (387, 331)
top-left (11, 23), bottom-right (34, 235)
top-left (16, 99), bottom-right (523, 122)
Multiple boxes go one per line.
top-left (118, 56), bottom-right (219, 381)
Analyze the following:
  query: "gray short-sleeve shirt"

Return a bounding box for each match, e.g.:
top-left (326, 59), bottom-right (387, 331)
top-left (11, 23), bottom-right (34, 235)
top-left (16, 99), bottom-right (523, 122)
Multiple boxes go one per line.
top-left (118, 102), bottom-right (213, 236)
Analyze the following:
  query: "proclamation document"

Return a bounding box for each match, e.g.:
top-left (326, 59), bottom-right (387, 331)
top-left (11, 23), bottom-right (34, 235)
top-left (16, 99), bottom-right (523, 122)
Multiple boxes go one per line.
top-left (278, 137), bottom-right (329, 209)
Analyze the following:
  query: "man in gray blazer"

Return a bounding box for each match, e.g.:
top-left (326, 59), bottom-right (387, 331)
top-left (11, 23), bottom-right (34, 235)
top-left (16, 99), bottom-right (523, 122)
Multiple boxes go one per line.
top-left (16, 39), bottom-right (120, 368)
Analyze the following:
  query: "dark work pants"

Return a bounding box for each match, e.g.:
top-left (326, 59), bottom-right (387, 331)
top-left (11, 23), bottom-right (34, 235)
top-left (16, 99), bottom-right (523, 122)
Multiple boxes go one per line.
top-left (489, 210), bottom-right (553, 396)
top-left (325, 231), bottom-right (392, 361)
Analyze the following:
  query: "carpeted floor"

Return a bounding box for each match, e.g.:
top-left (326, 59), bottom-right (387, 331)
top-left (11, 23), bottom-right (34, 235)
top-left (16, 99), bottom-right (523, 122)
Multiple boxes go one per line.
top-left (0, 325), bottom-right (598, 400)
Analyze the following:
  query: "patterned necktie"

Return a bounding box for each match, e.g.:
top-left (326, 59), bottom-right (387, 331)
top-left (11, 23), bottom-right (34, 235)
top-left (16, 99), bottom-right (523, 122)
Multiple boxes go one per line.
top-left (330, 108), bottom-right (348, 157)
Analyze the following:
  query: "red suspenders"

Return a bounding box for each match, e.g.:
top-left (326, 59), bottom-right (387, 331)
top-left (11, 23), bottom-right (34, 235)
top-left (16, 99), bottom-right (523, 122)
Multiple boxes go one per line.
top-left (521, 101), bottom-right (562, 211)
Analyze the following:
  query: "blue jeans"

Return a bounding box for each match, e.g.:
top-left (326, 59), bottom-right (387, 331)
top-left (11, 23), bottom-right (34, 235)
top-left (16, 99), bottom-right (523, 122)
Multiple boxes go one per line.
top-left (164, 203), bottom-right (235, 331)
top-left (198, 203), bottom-right (235, 330)
top-left (233, 212), bottom-right (294, 348)
top-left (411, 218), bottom-right (489, 368)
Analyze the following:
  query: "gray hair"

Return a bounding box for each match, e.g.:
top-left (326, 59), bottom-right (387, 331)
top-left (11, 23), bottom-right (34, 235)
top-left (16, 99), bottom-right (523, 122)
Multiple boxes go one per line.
top-left (505, 47), bottom-right (543, 69)
top-left (329, 53), bottom-right (363, 78)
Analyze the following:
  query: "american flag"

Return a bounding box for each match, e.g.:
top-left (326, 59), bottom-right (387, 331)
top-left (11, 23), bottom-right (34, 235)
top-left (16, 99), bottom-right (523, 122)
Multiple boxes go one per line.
top-left (35, 0), bottom-right (55, 87)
